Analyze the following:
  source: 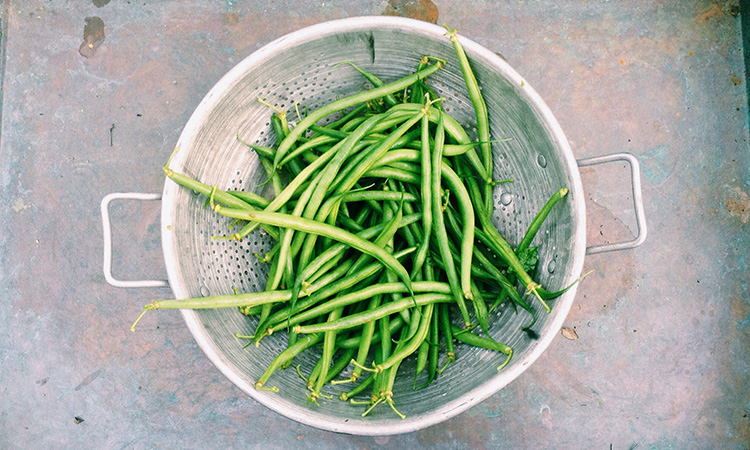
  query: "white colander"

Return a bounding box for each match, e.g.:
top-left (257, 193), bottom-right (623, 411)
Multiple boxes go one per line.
top-left (102, 16), bottom-right (646, 435)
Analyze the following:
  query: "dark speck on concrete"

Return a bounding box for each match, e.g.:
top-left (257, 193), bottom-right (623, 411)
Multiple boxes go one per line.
top-left (79, 17), bottom-right (105, 58)
top-left (93, 0), bottom-right (110, 7)
top-left (74, 416), bottom-right (84, 424)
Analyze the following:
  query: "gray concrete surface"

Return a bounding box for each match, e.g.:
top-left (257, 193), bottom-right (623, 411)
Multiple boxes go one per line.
top-left (1, 1), bottom-right (748, 448)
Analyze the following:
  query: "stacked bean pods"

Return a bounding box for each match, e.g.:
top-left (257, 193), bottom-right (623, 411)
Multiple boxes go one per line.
top-left (134, 27), bottom-right (571, 418)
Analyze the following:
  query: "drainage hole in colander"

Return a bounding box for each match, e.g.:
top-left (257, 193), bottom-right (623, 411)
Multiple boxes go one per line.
top-left (499, 192), bottom-right (513, 206)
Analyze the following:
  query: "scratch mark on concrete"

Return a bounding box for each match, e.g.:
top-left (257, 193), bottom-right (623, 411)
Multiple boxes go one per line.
top-left (74, 369), bottom-right (102, 391)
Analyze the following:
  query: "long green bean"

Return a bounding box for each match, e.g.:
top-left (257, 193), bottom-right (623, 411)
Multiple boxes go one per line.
top-left (273, 60), bottom-right (444, 168)
top-left (292, 293), bottom-right (452, 335)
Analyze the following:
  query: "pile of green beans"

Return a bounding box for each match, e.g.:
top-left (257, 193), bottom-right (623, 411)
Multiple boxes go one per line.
top-left (133, 26), bottom-right (574, 419)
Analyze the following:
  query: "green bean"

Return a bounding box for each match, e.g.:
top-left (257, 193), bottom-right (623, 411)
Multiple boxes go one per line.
top-left (472, 188), bottom-right (569, 322)
top-left (407, 141), bottom-right (484, 157)
top-left (333, 111), bottom-right (425, 196)
top-left (273, 59), bottom-right (444, 168)
top-left (232, 142), bottom-right (343, 239)
top-left (320, 190), bottom-right (419, 212)
top-left (517, 187), bottom-right (568, 252)
top-left (331, 103), bottom-right (369, 128)
top-left (131, 289), bottom-right (291, 330)
top-left (309, 306), bottom-right (343, 403)
top-left (255, 247), bottom-right (416, 342)
top-left (304, 352), bottom-right (325, 391)
top-left (226, 190), bottom-right (270, 209)
top-left (378, 314), bottom-right (391, 376)
top-left (420, 81), bottom-right (444, 111)
top-left (445, 26), bottom-right (493, 213)
top-left (413, 337), bottom-right (430, 389)
top-left (271, 113), bottom-right (305, 176)
top-left (294, 113), bottom-right (398, 272)
top-left (243, 142), bottom-right (278, 161)
top-left (457, 157), bottom-right (549, 312)
top-left (469, 280), bottom-right (490, 337)
top-left (337, 213), bottom-right (365, 232)
top-left (371, 304), bottom-right (425, 419)
top-left (383, 161), bottom-right (419, 173)
top-left (163, 169), bottom-right (280, 242)
top-left (308, 104), bottom-right (392, 140)
top-left (212, 207), bottom-right (413, 296)
top-left (387, 103), bottom-right (489, 181)
top-left (443, 204), bottom-right (535, 321)
top-left (254, 332), bottom-right (322, 391)
top-left (377, 304), bottom-right (434, 373)
top-left (313, 197), bottom-right (401, 314)
top-left (308, 124), bottom-right (356, 140)
top-left (277, 135), bottom-right (337, 167)
top-left (363, 167), bottom-right (421, 184)
top-left (366, 149), bottom-right (476, 301)
top-left (336, 292), bottom-right (382, 385)
top-left (430, 113), bottom-right (472, 327)
top-left (336, 315), bottom-right (406, 349)
top-left (293, 293), bottom-right (452, 335)
top-left (425, 303), bottom-right (440, 387)
top-left (339, 371), bottom-right (375, 402)
top-left (437, 303), bottom-right (455, 374)
top-left (412, 115), bottom-right (433, 277)
top-left (270, 282), bottom-right (450, 334)
top-left (269, 165), bottom-right (328, 292)
top-left (450, 325), bottom-right (513, 371)
top-left (453, 237), bottom-right (534, 326)
top-left (292, 249), bottom-right (415, 316)
top-left (380, 363), bottom-right (405, 420)
top-left (328, 128), bottom-right (420, 191)
top-left (440, 163), bottom-right (476, 301)
top-left (335, 61), bottom-right (399, 107)
top-left (324, 347), bottom-right (357, 384)
top-left (409, 55), bottom-right (428, 104)
top-left (371, 149), bottom-right (419, 168)
top-left (257, 149), bottom-right (297, 293)
top-left (289, 203), bottom-right (403, 316)
top-left (394, 182), bottom-right (424, 256)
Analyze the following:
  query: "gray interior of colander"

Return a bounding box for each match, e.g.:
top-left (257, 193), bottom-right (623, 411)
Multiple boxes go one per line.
top-left (162, 17), bottom-right (584, 435)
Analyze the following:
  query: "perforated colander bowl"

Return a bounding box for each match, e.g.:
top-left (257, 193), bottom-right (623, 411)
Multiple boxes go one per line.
top-left (162, 16), bottom-right (586, 435)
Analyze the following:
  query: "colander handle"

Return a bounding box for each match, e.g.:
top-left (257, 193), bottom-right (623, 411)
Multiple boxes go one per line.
top-left (576, 152), bottom-right (648, 255)
top-left (101, 192), bottom-right (169, 288)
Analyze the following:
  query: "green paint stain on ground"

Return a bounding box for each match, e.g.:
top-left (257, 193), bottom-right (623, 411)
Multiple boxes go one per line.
top-left (640, 146), bottom-right (672, 185)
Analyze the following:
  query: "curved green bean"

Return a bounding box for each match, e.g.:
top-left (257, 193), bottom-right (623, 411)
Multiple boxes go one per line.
top-left (292, 293), bottom-right (452, 335)
top-left (211, 207), bottom-right (413, 296)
